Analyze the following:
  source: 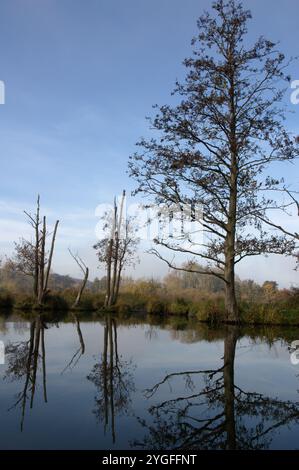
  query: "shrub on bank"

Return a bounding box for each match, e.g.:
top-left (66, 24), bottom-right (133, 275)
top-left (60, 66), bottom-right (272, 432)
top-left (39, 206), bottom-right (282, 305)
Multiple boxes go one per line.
top-left (240, 301), bottom-right (299, 325)
top-left (43, 294), bottom-right (69, 311)
top-left (117, 292), bottom-right (147, 311)
top-left (199, 301), bottom-right (226, 324)
top-left (146, 298), bottom-right (169, 315)
top-left (14, 294), bottom-right (34, 311)
top-left (3, 281), bottom-right (299, 326)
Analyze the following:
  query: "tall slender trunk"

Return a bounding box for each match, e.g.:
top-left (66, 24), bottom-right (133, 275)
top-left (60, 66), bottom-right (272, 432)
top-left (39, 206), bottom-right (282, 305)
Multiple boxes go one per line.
top-left (73, 267), bottom-right (89, 308)
top-left (33, 196), bottom-right (40, 299)
top-left (111, 232), bottom-right (119, 305)
top-left (44, 220), bottom-right (59, 295)
top-left (113, 262), bottom-right (123, 307)
top-left (225, 49), bottom-right (239, 323)
top-left (224, 162), bottom-right (238, 322)
top-left (105, 239), bottom-right (113, 307)
top-left (224, 240), bottom-right (238, 322)
top-left (38, 217), bottom-right (46, 306)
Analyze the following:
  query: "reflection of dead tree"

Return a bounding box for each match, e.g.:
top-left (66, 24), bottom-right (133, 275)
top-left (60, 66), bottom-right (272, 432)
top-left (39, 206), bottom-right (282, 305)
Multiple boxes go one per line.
top-left (62, 313), bottom-right (85, 373)
top-left (9, 195), bottom-right (59, 307)
top-left (145, 326), bottom-right (159, 341)
top-left (4, 316), bottom-right (48, 431)
top-left (135, 327), bottom-right (299, 450)
top-left (87, 315), bottom-right (135, 443)
top-left (68, 249), bottom-right (89, 308)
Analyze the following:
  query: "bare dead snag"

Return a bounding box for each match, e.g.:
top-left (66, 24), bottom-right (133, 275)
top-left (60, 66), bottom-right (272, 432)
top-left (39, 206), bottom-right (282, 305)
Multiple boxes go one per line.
top-left (94, 190), bottom-right (138, 308)
top-left (69, 249), bottom-right (89, 309)
top-left (44, 220), bottom-right (59, 294)
top-left (110, 197), bottom-right (118, 307)
top-left (111, 190), bottom-right (126, 306)
top-left (11, 196), bottom-right (59, 308)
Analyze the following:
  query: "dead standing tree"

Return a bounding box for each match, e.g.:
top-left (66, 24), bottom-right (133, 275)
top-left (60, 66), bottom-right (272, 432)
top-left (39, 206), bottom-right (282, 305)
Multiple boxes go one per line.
top-left (10, 195), bottom-right (59, 308)
top-left (129, 0), bottom-right (299, 322)
top-left (68, 249), bottom-right (89, 309)
top-left (94, 190), bottom-right (139, 308)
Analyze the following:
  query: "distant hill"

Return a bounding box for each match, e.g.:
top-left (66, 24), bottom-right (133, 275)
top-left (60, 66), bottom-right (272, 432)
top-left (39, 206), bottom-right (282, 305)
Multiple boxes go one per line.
top-left (0, 264), bottom-right (99, 294)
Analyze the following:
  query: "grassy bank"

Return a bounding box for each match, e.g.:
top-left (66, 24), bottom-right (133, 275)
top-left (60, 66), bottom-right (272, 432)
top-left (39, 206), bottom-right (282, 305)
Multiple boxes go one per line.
top-left (1, 286), bottom-right (299, 326)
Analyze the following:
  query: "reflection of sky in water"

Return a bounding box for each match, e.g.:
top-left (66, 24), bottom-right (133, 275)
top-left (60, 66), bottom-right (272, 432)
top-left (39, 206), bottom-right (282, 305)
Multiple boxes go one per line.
top-left (0, 316), bottom-right (298, 450)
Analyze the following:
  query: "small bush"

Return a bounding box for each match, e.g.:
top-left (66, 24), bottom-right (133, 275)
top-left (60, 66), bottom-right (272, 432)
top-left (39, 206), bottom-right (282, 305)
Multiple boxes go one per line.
top-left (115, 299), bottom-right (131, 314)
top-left (14, 294), bottom-right (34, 311)
top-left (193, 298), bottom-right (226, 324)
top-left (73, 293), bottom-right (96, 311)
top-left (43, 294), bottom-right (69, 311)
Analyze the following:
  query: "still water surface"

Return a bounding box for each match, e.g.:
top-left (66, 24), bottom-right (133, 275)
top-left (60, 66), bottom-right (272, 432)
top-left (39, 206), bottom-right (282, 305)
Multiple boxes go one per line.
top-left (0, 313), bottom-right (299, 450)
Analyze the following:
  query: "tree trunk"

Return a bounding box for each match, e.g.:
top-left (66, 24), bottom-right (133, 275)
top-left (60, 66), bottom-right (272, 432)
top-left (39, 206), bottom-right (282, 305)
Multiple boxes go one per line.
top-left (224, 256), bottom-right (238, 323)
top-left (110, 233), bottom-right (119, 305)
top-left (73, 267), bottom-right (89, 308)
top-left (37, 217), bottom-right (46, 306)
top-left (113, 262), bottom-right (123, 306)
top-left (33, 195), bottom-right (40, 300)
top-left (224, 189), bottom-right (238, 322)
top-left (44, 220), bottom-right (59, 295)
top-left (105, 239), bottom-right (113, 307)
top-left (225, 55), bottom-right (239, 324)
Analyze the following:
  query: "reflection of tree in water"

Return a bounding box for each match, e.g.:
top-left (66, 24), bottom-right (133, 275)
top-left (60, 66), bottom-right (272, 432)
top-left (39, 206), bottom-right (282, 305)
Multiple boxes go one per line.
top-left (87, 315), bottom-right (135, 443)
top-left (4, 315), bottom-right (47, 431)
top-left (62, 313), bottom-right (85, 373)
top-left (135, 327), bottom-right (299, 450)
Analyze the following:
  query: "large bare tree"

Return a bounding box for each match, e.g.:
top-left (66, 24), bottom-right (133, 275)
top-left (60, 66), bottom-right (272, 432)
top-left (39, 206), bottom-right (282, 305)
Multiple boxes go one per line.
top-left (129, 0), bottom-right (298, 322)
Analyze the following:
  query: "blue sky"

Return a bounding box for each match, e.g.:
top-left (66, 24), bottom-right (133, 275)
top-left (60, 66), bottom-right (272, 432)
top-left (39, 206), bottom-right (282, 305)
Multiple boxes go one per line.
top-left (0, 0), bottom-right (298, 285)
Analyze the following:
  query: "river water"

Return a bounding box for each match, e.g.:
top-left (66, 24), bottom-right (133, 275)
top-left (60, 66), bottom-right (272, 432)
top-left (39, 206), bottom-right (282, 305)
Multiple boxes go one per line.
top-left (0, 312), bottom-right (299, 450)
